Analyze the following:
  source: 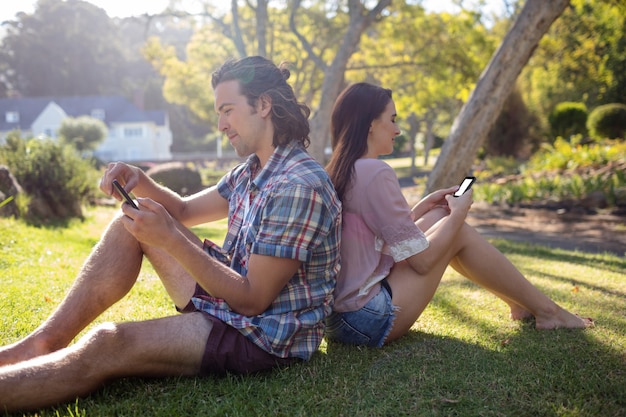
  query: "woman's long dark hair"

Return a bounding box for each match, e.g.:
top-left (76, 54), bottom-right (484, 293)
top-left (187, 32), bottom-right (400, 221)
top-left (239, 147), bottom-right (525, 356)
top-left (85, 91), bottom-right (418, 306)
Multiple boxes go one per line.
top-left (326, 82), bottom-right (393, 202)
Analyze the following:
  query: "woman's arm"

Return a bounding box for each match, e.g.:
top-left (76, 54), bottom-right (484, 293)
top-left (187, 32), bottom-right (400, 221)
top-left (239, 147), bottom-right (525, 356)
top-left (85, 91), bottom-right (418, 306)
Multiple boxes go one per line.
top-left (409, 186), bottom-right (457, 221)
top-left (406, 191), bottom-right (473, 274)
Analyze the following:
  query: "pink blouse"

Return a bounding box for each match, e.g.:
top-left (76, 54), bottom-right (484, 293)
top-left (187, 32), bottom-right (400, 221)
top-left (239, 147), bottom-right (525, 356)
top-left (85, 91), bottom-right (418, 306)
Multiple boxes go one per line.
top-left (333, 159), bottom-right (429, 312)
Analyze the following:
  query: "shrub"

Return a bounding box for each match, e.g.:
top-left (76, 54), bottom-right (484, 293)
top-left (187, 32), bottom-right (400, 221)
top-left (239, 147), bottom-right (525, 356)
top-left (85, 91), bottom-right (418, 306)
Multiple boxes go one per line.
top-left (548, 102), bottom-right (588, 140)
top-left (485, 89), bottom-right (541, 157)
top-left (0, 133), bottom-right (100, 223)
top-left (587, 103), bottom-right (626, 141)
top-left (58, 116), bottom-right (107, 153)
top-left (146, 162), bottom-right (203, 196)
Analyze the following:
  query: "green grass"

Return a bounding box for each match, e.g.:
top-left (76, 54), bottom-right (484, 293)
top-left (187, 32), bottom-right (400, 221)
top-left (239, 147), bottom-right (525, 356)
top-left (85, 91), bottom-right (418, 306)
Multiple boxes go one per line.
top-left (1, 206), bottom-right (625, 416)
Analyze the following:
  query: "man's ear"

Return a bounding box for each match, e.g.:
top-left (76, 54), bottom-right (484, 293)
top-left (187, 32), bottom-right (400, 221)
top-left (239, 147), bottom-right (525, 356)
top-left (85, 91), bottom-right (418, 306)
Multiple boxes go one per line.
top-left (258, 94), bottom-right (272, 118)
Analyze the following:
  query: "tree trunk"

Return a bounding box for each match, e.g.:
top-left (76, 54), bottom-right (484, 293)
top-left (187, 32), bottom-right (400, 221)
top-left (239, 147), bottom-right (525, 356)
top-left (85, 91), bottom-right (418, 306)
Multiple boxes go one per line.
top-left (406, 113), bottom-right (420, 177)
top-left (301, 0), bottom-right (392, 163)
top-left (423, 115), bottom-right (435, 167)
top-left (425, 0), bottom-right (570, 193)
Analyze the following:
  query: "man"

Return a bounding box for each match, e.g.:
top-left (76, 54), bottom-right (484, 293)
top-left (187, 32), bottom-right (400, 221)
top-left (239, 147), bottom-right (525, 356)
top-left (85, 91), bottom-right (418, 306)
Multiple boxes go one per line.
top-left (0, 56), bottom-right (341, 412)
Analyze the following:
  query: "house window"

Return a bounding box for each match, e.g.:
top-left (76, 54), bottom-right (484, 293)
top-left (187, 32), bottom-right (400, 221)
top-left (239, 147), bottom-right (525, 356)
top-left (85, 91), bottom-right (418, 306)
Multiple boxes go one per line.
top-left (44, 128), bottom-right (55, 138)
top-left (91, 109), bottom-right (105, 120)
top-left (5, 111), bottom-right (19, 123)
top-left (124, 127), bottom-right (144, 138)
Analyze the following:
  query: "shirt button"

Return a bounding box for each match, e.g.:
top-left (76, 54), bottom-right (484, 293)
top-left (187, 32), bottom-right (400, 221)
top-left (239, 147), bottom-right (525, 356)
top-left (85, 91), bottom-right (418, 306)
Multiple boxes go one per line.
top-left (227, 240), bottom-right (232, 245)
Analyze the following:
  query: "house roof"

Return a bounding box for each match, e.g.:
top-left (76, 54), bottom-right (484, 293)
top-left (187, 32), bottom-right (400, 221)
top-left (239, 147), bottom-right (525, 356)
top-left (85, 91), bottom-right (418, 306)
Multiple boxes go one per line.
top-left (0, 95), bottom-right (166, 131)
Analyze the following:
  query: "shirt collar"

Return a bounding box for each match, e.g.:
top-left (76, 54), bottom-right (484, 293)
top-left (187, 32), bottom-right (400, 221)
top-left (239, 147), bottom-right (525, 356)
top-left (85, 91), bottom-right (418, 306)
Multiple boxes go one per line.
top-left (245, 142), bottom-right (300, 191)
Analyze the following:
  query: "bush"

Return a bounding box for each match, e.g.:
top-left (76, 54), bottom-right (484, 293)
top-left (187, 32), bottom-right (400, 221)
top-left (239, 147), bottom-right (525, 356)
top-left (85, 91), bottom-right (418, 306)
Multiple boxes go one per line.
top-left (58, 116), bottom-right (107, 153)
top-left (146, 162), bottom-right (203, 196)
top-left (474, 139), bottom-right (626, 209)
top-left (587, 103), bottom-right (626, 141)
top-left (485, 89), bottom-right (541, 157)
top-left (0, 133), bottom-right (100, 223)
top-left (548, 102), bottom-right (588, 140)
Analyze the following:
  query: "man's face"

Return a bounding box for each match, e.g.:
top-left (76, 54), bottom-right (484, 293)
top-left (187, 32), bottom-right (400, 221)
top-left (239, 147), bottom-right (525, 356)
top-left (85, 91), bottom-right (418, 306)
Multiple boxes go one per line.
top-left (214, 80), bottom-right (267, 158)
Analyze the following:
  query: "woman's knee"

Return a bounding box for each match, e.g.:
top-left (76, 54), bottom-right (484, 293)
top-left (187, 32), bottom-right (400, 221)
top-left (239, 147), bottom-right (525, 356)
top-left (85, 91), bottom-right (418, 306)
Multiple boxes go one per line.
top-left (416, 207), bottom-right (449, 231)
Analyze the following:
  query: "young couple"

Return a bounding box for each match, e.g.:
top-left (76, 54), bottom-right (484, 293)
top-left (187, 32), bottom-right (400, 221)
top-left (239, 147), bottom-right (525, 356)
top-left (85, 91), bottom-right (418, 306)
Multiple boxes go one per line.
top-left (0, 57), bottom-right (592, 412)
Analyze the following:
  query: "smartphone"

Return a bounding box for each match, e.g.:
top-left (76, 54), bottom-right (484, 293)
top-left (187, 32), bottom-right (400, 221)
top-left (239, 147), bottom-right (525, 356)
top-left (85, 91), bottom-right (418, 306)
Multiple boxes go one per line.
top-left (453, 176), bottom-right (476, 197)
top-left (112, 179), bottom-right (138, 209)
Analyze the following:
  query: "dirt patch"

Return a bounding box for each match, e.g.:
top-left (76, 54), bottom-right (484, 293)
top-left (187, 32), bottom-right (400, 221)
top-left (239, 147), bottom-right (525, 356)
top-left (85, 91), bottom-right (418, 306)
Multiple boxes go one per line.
top-left (402, 186), bottom-right (626, 256)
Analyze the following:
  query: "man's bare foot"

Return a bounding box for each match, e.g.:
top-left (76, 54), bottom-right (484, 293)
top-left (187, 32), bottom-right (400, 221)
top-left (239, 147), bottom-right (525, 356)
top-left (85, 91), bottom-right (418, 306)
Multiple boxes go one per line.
top-left (535, 307), bottom-right (594, 330)
top-left (0, 337), bottom-right (55, 366)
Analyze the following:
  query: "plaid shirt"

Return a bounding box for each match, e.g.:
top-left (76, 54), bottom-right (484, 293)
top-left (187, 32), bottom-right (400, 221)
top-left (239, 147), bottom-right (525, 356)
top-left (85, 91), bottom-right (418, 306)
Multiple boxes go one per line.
top-left (191, 142), bottom-right (341, 360)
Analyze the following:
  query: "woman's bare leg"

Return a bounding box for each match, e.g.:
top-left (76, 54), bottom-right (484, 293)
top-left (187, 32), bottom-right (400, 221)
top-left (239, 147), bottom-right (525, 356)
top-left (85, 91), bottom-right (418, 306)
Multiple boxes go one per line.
top-left (449, 257), bottom-right (532, 320)
top-left (385, 214), bottom-right (590, 343)
top-left (446, 223), bottom-right (591, 329)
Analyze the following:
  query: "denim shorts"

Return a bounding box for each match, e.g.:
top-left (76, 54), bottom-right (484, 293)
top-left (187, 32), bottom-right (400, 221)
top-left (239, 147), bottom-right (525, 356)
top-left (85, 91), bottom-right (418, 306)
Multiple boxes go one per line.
top-left (325, 280), bottom-right (396, 347)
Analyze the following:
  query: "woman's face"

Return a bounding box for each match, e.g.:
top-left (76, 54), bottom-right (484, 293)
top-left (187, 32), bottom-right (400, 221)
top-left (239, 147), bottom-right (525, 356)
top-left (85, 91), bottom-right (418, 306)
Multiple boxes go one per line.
top-left (364, 99), bottom-right (401, 158)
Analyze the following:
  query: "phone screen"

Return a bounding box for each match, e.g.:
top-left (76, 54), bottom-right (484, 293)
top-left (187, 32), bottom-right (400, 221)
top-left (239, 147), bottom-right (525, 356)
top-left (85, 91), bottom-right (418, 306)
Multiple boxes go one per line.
top-left (112, 179), bottom-right (138, 209)
top-left (453, 176), bottom-right (476, 197)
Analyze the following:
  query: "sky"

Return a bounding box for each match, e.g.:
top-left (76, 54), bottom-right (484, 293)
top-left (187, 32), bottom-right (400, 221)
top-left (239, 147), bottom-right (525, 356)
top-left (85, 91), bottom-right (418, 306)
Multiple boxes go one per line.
top-left (0, 0), bottom-right (505, 23)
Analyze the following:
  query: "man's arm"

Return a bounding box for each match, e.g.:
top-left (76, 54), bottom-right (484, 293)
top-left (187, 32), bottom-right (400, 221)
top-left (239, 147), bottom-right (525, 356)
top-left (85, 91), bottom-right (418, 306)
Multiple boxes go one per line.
top-left (174, 243), bottom-right (301, 316)
top-left (120, 198), bottom-right (300, 316)
top-left (101, 162), bottom-right (229, 226)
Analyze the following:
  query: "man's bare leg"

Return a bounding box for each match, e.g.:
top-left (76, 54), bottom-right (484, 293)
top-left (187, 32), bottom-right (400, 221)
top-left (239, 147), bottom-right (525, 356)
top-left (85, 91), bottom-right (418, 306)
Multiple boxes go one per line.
top-left (0, 215), bottom-right (143, 365)
top-left (0, 312), bottom-right (212, 413)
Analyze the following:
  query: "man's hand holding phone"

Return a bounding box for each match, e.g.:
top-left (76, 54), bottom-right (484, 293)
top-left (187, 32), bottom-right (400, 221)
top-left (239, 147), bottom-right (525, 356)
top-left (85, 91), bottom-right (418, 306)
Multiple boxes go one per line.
top-left (112, 179), bottom-right (139, 210)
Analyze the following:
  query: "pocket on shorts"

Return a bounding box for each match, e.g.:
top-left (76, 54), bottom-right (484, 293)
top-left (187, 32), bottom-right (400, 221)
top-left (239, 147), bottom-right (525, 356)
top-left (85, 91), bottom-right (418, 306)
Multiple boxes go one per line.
top-left (325, 313), bottom-right (372, 346)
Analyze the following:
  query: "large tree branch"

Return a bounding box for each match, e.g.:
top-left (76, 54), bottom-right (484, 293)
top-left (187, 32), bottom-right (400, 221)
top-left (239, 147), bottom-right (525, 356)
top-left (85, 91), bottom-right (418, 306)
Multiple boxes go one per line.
top-left (288, 0), bottom-right (327, 71)
top-left (425, 0), bottom-right (570, 193)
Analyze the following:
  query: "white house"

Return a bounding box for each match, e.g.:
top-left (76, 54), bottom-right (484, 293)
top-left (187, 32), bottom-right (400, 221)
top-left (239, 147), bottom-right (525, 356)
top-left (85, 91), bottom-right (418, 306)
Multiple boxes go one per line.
top-left (0, 96), bottom-right (173, 162)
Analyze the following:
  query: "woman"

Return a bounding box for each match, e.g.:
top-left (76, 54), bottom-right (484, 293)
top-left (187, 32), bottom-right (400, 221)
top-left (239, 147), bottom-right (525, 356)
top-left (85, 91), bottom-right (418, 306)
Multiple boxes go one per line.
top-left (325, 82), bottom-right (592, 347)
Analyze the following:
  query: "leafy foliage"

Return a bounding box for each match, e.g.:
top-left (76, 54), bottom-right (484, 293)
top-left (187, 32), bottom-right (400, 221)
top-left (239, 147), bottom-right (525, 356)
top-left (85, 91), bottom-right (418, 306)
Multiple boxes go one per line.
top-left (0, 0), bottom-right (124, 96)
top-left (58, 116), bottom-right (108, 153)
top-left (587, 103), bottom-right (626, 141)
top-left (146, 162), bottom-right (203, 196)
top-left (484, 89), bottom-right (541, 157)
top-left (0, 133), bottom-right (100, 223)
top-left (548, 101), bottom-right (588, 140)
top-left (474, 138), bottom-right (626, 208)
top-left (521, 0), bottom-right (626, 133)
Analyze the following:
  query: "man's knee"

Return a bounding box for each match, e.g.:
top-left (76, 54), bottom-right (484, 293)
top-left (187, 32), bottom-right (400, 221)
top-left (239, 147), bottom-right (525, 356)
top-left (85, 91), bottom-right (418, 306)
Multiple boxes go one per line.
top-left (77, 322), bottom-right (122, 354)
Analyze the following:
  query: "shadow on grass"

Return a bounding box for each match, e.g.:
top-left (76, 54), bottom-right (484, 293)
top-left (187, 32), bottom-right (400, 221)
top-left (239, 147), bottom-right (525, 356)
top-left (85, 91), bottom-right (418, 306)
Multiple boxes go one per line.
top-left (318, 328), bottom-right (626, 416)
top-left (490, 239), bottom-right (626, 274)
top-left (27, 326), bottom-right (624, 417)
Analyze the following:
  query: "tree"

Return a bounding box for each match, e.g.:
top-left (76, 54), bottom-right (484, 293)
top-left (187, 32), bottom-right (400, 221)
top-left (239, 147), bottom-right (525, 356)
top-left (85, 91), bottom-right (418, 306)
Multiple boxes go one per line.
top-left (145, 0), bottom-right (393, 162)
top-left (57, 116), bottom-right (107, 153)
top-left (426, 0), bottom-right (570, 193)
top-left (351, 4), bottom-right (494, 173)
top-left (520, 0), bottom-right (626, 131)
top-left (296, 0), bottom-right (392, 162)
top-left (0, 0), bottom-right (125, 96)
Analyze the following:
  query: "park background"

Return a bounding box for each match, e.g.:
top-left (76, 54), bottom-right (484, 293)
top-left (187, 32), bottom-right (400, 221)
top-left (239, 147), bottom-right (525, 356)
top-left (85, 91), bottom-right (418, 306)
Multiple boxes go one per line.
top-left (0, 0), bottom-right (625, 416)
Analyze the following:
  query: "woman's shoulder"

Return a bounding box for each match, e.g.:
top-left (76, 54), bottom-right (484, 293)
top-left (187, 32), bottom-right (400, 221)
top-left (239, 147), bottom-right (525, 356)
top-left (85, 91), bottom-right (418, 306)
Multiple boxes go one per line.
top-left (355, 158), bottom-right (395, 174)
top-left (354, 158), bottom-right (397, 182)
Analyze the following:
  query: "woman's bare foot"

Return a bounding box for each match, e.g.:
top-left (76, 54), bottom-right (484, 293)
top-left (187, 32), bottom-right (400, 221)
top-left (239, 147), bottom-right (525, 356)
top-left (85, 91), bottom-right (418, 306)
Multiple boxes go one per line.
top-left (509, 305), bottom-right (533, 321)
top-left (535, 307), bottom-right (594, 329)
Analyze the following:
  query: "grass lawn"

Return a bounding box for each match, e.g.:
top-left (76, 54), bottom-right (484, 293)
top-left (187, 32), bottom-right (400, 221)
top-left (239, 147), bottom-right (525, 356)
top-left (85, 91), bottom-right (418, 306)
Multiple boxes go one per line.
top-left (1, 205), bottom-right (625, 417)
